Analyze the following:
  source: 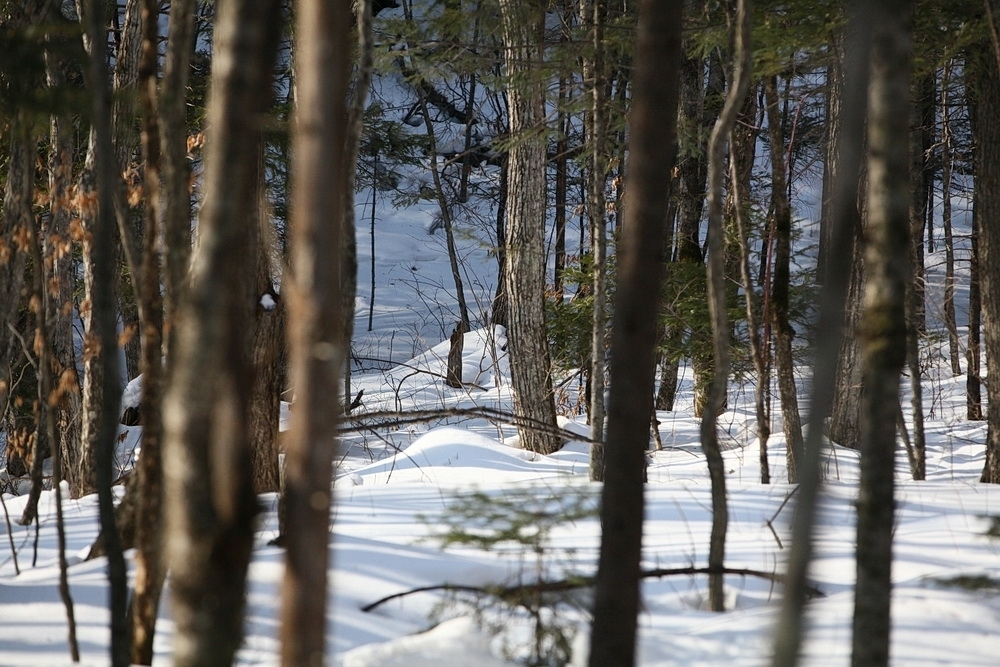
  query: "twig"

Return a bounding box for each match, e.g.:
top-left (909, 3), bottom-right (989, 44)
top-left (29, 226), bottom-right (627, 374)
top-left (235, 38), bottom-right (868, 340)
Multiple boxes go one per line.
top-left (341, 406), bottom-right (596, 444)
top-left (0, 491), bottom-right (20, 575)
top-left (765, 487), bottom-right (799, 550)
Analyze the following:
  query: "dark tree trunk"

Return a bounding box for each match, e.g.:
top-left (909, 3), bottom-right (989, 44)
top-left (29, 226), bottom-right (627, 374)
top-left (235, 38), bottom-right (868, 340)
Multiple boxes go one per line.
top-left (82, 0), bottom-right (131, 662)
top-left (0, 118), bottom-right (34, 488)
top-left (851, 3), bottom-right (912, 665)
top-left (828, 35), bottom-right (866, 451)
top-left (491, 157), bottom-right (509, 329)
top-left (161, 0), bottom-right (283, 664)
top-left (129, 0), bottom-right (167, 662)
top-left (764, 76), bottom-right (804, 484)
top-left (908, 73), bottom-right (934, 335)
top-left (160, 0), bottom-right (196, 344)
top-left (589, 0), bottom-right (682, 663)
top-left (970, 6), bottom-right (1000, 482)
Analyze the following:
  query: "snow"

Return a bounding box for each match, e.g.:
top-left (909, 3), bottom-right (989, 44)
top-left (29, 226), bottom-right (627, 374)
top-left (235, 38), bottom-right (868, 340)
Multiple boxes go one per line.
top-left (2, 327), bottom-right (1000, 665)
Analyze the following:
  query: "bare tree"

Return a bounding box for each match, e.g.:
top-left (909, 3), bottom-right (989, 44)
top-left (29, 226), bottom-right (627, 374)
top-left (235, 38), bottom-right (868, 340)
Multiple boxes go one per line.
top-left (588, 0), bottom-right (683, 663)
top-left (161, 0), bottom-right (283, 663)
top-left (279, 0), bottom-right (351, 664)
top-left (701, 0), bottom-right (752, 612)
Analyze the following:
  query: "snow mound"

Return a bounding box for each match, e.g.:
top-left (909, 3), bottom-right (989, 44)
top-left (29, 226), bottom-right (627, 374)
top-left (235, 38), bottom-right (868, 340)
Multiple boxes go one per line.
top-left (342, 426), bottom-right (586, 484)
top-left (341, 616), bottom-right (508, 667)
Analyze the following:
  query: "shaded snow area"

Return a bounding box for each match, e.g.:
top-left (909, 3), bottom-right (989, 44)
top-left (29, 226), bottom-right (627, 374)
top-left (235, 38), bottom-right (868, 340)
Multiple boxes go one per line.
top-left (2, 327), bottom-right (1000, 665)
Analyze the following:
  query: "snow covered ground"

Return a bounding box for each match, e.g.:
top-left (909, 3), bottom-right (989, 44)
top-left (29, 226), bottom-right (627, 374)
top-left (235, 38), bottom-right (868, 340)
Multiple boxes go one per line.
top-left (2, 319), bottom-right (999, 665)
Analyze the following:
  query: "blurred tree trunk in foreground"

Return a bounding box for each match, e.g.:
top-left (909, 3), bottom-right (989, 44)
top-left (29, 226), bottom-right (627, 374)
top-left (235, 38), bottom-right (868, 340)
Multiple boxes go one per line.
top-left (161, 0), bottom-right (282, 663)
top-left (279, 0), bottom-right (351, 665)
top-left (851, 1), bottom-right (913, 664)
top-left (589, 0), bottom-right (682, 663)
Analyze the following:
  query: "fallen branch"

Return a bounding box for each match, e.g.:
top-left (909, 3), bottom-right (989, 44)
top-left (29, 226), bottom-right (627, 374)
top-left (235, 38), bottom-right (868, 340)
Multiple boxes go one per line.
top-left (340, 406), bottom-right (596, 445)
top-left (360, 565), bottom-right (824, 613)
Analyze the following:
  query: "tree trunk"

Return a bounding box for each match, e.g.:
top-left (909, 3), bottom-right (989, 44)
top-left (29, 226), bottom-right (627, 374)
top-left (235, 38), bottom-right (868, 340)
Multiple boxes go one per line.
top-left (828, 28), bottom-right (866, 451)
top-left (129, 1), bottom-right (167, 662)
top-left (497, 0), bottom-right (560, 455)
top-left (248, 196), bottom-right (284, 494)
top-left (851, 4), bottom-right (912, 665)
top-left (701, 0), bottom-right (751, 613)
top-left (968, 210), bottom-right (984, 420)
top-left (490, 157), bottom-right (509, 329)
top-left (554, 74), bottom-right (569, 297)
top-left (279, 0), bottom-right (351, 664)
top-left (589, 0), bottom-right (682, 663)
top-left (0, 116), bottom-right (34, 485)
top-left (584, 0), bottom-right (609, 479)
top-left (672, 49), bottom-right (716, 418)
top-left (764, 76), bottom-right (804, 483)
top-left (908, 73), bottom-right (934, 336)
top-left (82, 0), bottom-right (131, 662)
top-left (970, 4), bottom-right (1000, 483)
top-left (415, 90), bottom-right (471, 331)
top-left (161, 0), bottom-right (282, 664)
top-left (159, 0), bottom-right (196, 344)
top-left (771, 5), bottom-right (873, 664)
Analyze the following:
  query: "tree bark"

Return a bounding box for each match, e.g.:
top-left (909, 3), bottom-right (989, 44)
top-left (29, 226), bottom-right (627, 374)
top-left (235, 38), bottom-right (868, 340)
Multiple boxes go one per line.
top-left (851, 4), bottom-right (912, 665)
top-left (42, 19), bottom-right (84, 499)
top-left (129, 0), bottom-right (166, 662)
top-left (497, 0), bottom-right (560, 455)
top-left (584, 0), bottom-right (609, 479)
top-left (161, 0), bottom-right (282, 664)
top-left (771, 5), bottom-right (873, 664)
top-left (701, 0), bottom-right (751, 613)
top-left (589, 0), bottom-right (682, 663)
top-left (971, 2), bottom-right (1000, 483)
top-left (764, 76), bottom-right (804, 483)
top-left (940, 62), bottom-right (961, 376)
top-left (81, 0), bottom-right (131, 662)
top-left (279, 1), bottom-right (351, 664)
top-left (160, 0), bottom-right (196, 343)
top-left (828, 28), bottom-right (866, 451)
top-left (0, 117), bottom-right (34, 485)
